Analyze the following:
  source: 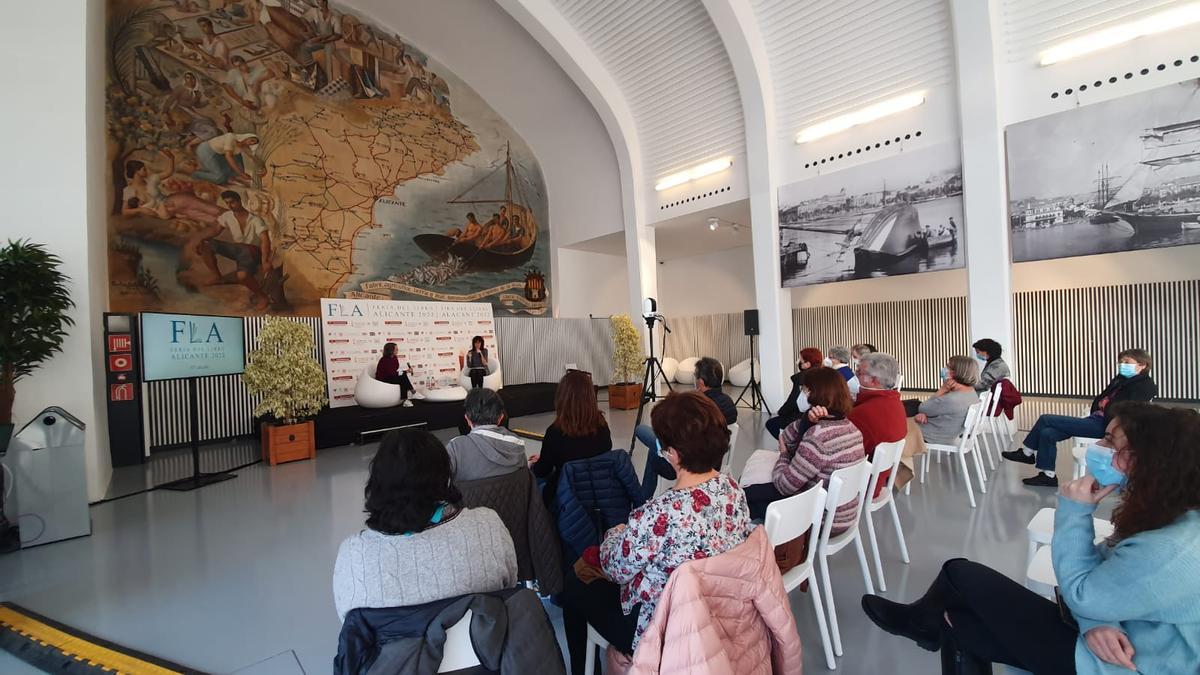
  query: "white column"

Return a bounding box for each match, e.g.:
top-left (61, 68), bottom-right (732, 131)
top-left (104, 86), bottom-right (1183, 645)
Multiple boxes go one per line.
top-left (950, 0), bottom-right (1015, 360)
top-left (702, 0), bottom-right (792, 404)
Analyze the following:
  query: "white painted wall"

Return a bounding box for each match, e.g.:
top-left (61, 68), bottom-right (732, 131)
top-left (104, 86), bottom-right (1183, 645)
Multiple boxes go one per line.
top-left (1, 0), bottom-right (110, 500)
top-left (554, 249), bottom-right (630, 319)
top-left (657, 246), bottom-right (756, 317)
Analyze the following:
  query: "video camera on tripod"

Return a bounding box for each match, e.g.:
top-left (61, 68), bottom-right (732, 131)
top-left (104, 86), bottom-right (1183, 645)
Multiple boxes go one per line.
top-left (629, 298), bottom-right (672, 451)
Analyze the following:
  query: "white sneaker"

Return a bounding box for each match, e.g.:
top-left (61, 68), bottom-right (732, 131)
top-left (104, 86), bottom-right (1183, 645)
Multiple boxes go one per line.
top-left (402, 399), bottom-right (414, 407)
top-left (409, 391), bottom-right (426, 400)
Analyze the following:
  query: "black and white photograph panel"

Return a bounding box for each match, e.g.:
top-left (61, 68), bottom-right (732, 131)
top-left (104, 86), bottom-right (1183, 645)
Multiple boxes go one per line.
top-left (778, 142), bottom-right (965, 288)
top-left (1007, 78), bottom-right (1200, 263)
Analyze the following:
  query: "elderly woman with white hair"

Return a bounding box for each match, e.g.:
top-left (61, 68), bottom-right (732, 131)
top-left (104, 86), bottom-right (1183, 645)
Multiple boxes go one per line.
top-left (827, 346), bottom-right (860, 401)
top-left (914, 355), bottom-right (980, 445)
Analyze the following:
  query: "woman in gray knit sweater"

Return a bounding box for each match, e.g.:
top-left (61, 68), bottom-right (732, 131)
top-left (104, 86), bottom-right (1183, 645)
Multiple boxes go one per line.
top-left (333, 430), bottom-right (518, 622)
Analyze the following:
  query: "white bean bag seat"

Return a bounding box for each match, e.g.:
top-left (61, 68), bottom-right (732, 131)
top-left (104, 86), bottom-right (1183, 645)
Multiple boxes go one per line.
top-left (659, 357), bottom-right (679, 386)
top-left (354, 367), bottom-right (403, 408)
top-left (423, 386), bottom-right (469, 402)
top-left (728, 358), bottom-right (760, 387)
top-left (675, 357), bottom-right (700, 384)
top-left (459, 357), bottom-right (503, 390)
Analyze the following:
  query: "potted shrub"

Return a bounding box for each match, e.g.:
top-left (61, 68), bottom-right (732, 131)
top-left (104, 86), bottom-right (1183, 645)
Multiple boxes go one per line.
top-left (243, 317), bottom-right (328, 465)
top-left (608, 314), bottom-right (645, 410)
top-left (0, 241), bottom-right (75, 453)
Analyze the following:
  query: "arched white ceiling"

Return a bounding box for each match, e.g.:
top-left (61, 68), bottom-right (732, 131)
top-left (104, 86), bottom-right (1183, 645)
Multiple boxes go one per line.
top-left (751, 0), bottom-right (956, 150)
top-left (548, 0), bottom-right (747, 183)
top-left (999, 0), bottom-right (1182, 63)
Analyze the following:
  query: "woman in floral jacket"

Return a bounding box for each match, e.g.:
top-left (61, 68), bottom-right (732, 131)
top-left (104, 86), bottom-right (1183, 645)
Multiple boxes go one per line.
top-left (559, 391), bottom-right (753, 673)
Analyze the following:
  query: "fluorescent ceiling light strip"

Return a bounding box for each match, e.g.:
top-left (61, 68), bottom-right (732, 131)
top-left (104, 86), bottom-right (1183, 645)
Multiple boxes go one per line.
top-left (1040, 3), bottom-right (1200, 66)
top-left (795, 92), bottom-right (925, 144)
top-left (654, 157), bottom-right (733, 191)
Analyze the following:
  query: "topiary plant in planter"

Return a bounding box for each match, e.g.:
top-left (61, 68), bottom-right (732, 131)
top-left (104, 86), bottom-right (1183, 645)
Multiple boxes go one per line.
top-left (0, 240), bottom-right (75, 452)
top-left (608, 314), bottom-right (645, 409)
top-left (243, 317), bottom-right (328, 465)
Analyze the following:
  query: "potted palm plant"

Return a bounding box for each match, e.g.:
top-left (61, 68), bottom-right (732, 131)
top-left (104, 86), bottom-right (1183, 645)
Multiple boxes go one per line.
top-left (243, 317), bottom-right (328, 465)
top-left (0, 241), bottom-right (75, 453)
top-left (608, 314), bottom-right (645, 410)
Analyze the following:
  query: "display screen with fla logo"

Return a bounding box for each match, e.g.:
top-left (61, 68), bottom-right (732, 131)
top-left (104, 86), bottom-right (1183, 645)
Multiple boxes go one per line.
top-left (140, 313), bottom-right (245, 381)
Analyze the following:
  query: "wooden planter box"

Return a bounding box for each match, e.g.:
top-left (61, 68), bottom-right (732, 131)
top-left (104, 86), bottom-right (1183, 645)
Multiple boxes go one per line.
top-left (261, 420), bottom-right (316, 466)
top-left (608, 383), bottom-right (643, 410)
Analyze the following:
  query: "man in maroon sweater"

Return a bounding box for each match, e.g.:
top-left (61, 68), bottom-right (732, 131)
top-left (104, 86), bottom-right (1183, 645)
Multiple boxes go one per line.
top-left (847, 352), bottom-right (907, 497)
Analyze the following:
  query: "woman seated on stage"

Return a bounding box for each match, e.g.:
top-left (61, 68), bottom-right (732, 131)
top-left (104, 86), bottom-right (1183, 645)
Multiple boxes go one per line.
top-left (375, 342), bottom-right (416, 407)
top-left (332, 430), bottom-right (517, 622)
top-left (560, 391), bottom-right (752, 673)
top-left (863, 402), bottom-right (1200, 674)
top-left (744, 366), bottom-right (865, 523)
top-left (765, 346), bottom-right (824, 439)
top-left (529, 370), bottom-right (611, 503)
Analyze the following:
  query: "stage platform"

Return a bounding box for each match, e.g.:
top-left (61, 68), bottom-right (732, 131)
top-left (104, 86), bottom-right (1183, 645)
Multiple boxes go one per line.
top-left (314, 382), bottom-right (558, 448)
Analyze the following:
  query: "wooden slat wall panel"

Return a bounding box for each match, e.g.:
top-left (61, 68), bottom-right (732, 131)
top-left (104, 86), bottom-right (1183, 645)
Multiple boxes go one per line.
top-left (1013, 280), bottom-right (1199, 400)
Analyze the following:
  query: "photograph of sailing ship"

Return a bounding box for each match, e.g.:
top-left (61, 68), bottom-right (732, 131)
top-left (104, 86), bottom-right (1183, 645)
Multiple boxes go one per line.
top-left (1007, 79), bottom-right (1200, 263)
top-left (777, 142), bottom-right (965, 287)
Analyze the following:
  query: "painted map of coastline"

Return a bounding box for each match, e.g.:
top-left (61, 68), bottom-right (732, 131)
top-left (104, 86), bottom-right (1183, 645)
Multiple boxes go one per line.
top-left (107, 0), bottom-right (549, 317)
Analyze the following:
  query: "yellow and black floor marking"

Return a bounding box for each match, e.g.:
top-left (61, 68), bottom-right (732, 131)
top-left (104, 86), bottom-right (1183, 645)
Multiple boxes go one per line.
top-left (511, 428), bottom-right (545, 441)
top-left (0, 603), bottom-right (204, 674)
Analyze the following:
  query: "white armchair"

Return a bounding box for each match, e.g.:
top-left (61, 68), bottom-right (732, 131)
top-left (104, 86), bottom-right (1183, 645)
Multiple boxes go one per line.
top-left (354, 366), bottom-right (403, 408)
top-left (675, 357), bottom-right (700, 384)
top-left (459, 357), bottom-right (503, 390)
top-left (729, 358), bottom-right (760, 387)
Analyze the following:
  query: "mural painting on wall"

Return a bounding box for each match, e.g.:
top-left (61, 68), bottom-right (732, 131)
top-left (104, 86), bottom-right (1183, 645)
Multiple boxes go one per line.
top-left (1007, 79), bottom-right (1200, 263)
top-left (107, 0), bottom-right (550, 317)
top-left (777, 142), bottom-right (965, 287)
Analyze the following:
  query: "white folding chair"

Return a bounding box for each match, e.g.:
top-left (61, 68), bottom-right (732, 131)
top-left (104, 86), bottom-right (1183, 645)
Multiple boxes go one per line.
top-left (583, 624), bottom-right (608, 675)
top-left (862, 440), bottom-right (910, 592)
top-left (815, 459), bottom-right (875, 658)
top-left (1025, 507), bottom-right (1115, 568)
top-left (438, 610), bottom-right (481, 672)
top-left (974, 391), bottom-right (997, 471)
top-left (1025, 546), bottom-right (1057, 599)
top-left (721, 422), bottom-right (741, 473)
top-left (766, 484), bottom-right (835, 670)
top-left (1070, 435), bottom-right (1102, 479)
top-left (895, 373), bottom-right (904, 391)
top-left (920, 402), bottom-right (988, 508)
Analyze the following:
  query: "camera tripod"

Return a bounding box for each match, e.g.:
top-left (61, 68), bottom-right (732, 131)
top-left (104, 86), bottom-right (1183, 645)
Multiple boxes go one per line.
top-left (628, 313), bottom-right (672, 452)
top-left (735, 333), bottom-right (772, 414)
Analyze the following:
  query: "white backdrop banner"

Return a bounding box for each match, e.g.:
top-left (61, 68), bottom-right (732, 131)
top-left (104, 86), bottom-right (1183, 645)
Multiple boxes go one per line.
top-left (320, 299), bottom-right (497, 408)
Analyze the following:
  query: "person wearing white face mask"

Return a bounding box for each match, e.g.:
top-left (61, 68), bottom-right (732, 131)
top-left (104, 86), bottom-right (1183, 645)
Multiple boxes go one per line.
top-left (1003, 348), bottom-right (1157, 488)
top-left (970, 338), bottom-right (1011, 393)
top-left (827, 346), bottom-right (860, 401)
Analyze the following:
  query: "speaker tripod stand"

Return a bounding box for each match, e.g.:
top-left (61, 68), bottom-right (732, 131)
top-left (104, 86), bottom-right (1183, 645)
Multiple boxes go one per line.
top-left (735, 334), bottom-right (771, 413)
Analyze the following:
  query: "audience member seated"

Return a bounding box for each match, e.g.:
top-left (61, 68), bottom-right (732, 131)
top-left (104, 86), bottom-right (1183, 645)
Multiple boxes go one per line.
top-left (375, 342), bottom-right (416, 407)
top-left (332, 430), bottom-right (517, 622)
top-left (447, 388), bottom-right (526, 481)
top-left (863, 403), bottom-right (1200, 675)
top-left (530, 370), bottom-right (612, 504)
top-left (744, 367), bottom-right (865, 524)
top-left (849, 352), bottom-right (907, 496)
top-left (765, 347), bottom-right (823, 439)
top-left (636, 356), bottom-right (736, 500)
top-left (851, 343), bottom-right (877, 362)
top-left (972, 338), bottom-right (1011, 393)
top-left (1003, 348), bottom-right (1157, 488)
top-left (828, 346), bottom-right (861, 400)
top-left (561, 392), bottom-right (751, 674)
top-left (913, 355), bottom-right (980, 446)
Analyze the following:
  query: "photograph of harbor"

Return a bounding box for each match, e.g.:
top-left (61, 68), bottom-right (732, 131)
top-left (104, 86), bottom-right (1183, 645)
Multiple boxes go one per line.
top-left (778, 142), bottom-right (965, 287)
top-left (1007, 79), bottom-right (1200, 263)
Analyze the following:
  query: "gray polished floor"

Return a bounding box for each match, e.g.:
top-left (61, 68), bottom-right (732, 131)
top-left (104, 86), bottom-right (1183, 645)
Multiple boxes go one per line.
top-left (0, 389), bottom-right (1138, 674)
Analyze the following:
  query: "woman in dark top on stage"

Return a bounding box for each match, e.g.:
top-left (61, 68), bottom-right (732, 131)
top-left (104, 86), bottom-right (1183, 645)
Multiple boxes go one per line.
top-left (375, 343), bottom-right (416, 406)
top-left (530, 370), bottom-right (612, 504)
top-left (466, 335), bottom-right (489, 389)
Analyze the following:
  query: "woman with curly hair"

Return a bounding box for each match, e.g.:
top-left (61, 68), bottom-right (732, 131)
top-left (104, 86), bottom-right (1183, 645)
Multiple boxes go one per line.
top-left (862, 402), bottom-right (1200, 674)
top-left (332, 429), bottom-right (517, 621)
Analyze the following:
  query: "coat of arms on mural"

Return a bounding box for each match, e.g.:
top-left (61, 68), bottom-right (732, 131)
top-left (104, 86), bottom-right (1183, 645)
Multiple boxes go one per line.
top-left (107, 0), bottom-right (550, 317)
